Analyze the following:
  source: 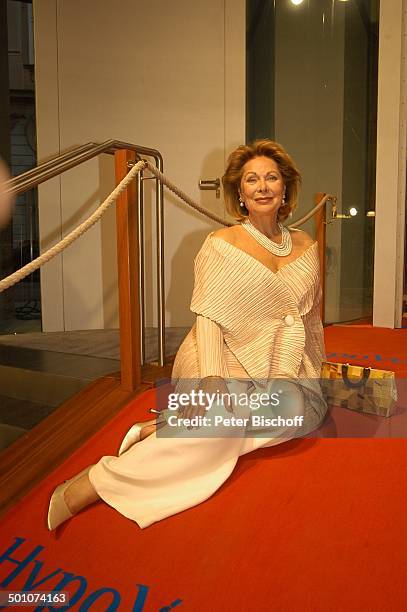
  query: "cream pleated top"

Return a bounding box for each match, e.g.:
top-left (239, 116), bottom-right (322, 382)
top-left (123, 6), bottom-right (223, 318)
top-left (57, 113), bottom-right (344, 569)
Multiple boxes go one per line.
top-left (172, 232), bottom-right (326, 396)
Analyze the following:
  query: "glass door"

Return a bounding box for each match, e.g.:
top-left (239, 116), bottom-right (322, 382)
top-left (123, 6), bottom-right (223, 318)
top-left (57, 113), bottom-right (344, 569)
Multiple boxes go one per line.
top-left (246, 0), bottom-right (380, 324)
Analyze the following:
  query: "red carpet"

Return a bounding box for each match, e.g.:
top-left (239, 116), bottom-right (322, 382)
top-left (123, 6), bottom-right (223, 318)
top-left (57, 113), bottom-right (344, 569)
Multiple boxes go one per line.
top-left (0, 326), bottom-right (406, 611)
top-left (325, 324), bottom-right (407, 375)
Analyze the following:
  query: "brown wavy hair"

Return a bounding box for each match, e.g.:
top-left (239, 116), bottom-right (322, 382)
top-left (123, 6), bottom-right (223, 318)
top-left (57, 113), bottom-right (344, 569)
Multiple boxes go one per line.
top-left (222, 139), bottom-right (302, 222)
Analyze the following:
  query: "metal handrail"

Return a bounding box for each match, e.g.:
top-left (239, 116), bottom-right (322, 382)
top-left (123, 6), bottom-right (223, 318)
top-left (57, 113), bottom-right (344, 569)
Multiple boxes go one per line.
top-left (5, 140), bottom-right (163, 196)
top-left (5, 139), bottom-right (165, 367)
top-left (7, 142), bottom-right (96, 188)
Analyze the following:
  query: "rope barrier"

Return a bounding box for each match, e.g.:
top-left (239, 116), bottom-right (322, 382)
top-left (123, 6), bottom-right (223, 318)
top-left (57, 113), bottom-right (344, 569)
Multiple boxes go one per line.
top-left (0, 158), bottom-right (335, 293)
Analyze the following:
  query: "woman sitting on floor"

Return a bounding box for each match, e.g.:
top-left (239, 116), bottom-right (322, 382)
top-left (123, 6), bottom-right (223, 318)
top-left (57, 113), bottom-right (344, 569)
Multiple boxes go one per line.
top-left (47, 139), bottom-right (328, 530)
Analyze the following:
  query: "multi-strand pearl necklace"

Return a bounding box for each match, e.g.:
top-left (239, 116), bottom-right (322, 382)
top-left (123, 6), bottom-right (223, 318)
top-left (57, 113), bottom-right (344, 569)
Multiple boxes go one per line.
top-left (241, 219), bottom-right (292, 256)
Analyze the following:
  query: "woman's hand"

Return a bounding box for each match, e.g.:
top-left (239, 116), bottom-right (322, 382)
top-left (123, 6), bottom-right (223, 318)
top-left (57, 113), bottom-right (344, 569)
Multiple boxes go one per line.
top-left (179, 376), bottom-right (233, 427)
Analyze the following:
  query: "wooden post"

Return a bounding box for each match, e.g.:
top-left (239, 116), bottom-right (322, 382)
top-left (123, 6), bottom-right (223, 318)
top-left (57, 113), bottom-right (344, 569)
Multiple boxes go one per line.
top-left (314, 192), bottom-right (326, 325)
top-left (115, 149), bottom-right (141, 391)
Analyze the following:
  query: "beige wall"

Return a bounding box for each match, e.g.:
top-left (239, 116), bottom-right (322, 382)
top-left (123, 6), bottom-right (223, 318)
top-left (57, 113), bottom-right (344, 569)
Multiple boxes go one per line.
top-left (34, 0), bottom-right (245, 331)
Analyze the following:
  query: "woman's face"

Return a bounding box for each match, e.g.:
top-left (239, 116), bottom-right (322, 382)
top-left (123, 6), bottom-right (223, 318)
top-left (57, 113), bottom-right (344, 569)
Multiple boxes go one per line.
top-left (239, 156), bottom-right (285, 218)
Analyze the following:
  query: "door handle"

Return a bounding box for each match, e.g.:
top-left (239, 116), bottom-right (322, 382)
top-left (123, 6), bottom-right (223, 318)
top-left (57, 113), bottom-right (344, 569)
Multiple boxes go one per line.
top-left (199, 178), bottom-right (220, 198)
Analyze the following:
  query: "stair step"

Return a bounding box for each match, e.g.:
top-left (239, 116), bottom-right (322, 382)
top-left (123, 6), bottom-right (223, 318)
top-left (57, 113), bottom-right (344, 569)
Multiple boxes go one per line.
top-left (0, 344), bottom-right (120, 406)
top-left (0, 423), bottom-right (28, 452)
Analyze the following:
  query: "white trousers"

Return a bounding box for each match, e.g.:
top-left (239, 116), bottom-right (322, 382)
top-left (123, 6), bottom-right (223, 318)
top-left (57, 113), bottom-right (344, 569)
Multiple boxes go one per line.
top-left (89, 380), bottom-right (325, 528)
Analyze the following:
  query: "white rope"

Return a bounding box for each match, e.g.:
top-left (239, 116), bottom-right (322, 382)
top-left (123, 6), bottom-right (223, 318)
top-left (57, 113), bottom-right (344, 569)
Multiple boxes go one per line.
top-left (144, 160), bottom-right (233, 227)
top-left (0, 159), bottom-right (147, 293)
top-left (289, 194), bottom-right (336, 227)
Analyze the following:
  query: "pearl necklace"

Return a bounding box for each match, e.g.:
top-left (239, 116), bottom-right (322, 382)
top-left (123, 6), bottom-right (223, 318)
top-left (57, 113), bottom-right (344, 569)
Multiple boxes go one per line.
top-left (241, 219), bottom-right (292, 256)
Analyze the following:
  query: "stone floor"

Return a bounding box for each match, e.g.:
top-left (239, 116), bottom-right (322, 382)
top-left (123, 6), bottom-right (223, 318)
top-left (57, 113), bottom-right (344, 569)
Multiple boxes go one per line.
top-left (0, 395), bottom-right (54, 430)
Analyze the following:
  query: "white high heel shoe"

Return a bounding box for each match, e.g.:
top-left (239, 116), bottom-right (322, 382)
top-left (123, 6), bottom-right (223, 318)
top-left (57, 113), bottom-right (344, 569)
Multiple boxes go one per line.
top-left (47, 465), bottom-right (93, 531)
top-left (118, 412), bottom-right (165, 456)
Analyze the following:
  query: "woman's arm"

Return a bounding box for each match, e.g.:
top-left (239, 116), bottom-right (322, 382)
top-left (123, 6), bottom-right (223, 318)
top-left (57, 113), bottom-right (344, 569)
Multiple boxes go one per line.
top-left (181, 316), bottom-right (231, 423)
top-left (196, 315), bottom-right (228, 380)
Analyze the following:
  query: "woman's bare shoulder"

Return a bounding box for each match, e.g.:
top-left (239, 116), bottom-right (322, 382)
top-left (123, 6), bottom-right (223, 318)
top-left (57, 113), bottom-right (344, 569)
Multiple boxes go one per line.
top-left (289, 228), bottom-right (316, 248)
top-left (211, 224), bottom-right (241, 245)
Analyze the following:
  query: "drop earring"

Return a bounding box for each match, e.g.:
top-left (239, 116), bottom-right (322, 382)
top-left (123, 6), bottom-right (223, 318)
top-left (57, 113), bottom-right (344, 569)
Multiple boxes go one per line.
top-left (239, 196), bottom-right (245, 208)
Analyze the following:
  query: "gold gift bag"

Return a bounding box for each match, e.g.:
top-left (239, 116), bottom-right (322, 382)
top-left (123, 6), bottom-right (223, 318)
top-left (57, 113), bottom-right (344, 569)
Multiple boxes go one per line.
top-left (320, 361), bottom-right (398, 418)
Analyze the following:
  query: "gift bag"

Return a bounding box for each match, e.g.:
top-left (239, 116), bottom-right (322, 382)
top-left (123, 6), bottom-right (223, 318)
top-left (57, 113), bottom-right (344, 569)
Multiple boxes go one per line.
top-left (320, 361), bottom-right (398, 418)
